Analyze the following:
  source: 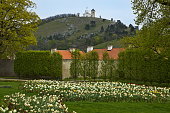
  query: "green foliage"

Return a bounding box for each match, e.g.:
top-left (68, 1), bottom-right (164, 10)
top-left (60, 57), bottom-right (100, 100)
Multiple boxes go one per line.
top-left (14, 51), bottom-right (62, 79)
top-left (84, 21), bottom-right (96, 30)
top-left (100, 26), bottom-right (104, 32)
top-left (100, 52), bottom-right (109, 80)
top-left (100, 52), bottom-right (115, 81)
top-left (131, 0), bottom-right (170, 55)
top-left (84, 24), bottom-right (90, 30)
top-left (131, 0), bottom-right (170, 26)
top-left (30, 17), bottom-right (136, 51)
top-left (70, 50), bottom-right (81, 80)
top-left (117, 48), bottom-right (170, 83)
top-left (75, 51), bottom-right (99, 81)
top-left (0, 0), bottom-right (40, 59)
top-left (90, 21), bottom-right (96, 27)
top-left (79, 54), bottom-right (88, 81)
top-left (120, 3), bottom-right (170, 83)
top-left (121, 17), bottom-right (170, 58)
top-left (95, 39), bottom-right (123, 49)
top-left (86, 51), bottom-right (99, 80)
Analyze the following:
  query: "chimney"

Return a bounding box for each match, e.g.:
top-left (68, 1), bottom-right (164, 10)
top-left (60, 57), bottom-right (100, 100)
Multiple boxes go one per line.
top-left (87, 46), bottom-right (93, 52)
top-left (51, 48), bottom-right (57, 53)
top-left (69, 48), bottom-right (76, 52)
top-left (107, 45), bottom-right (113, 51)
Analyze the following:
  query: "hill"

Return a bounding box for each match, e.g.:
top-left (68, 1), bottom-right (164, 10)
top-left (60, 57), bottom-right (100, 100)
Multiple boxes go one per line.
top-left (30, 15), bottom-right (137, 51)
top-left (94, 39), bottom-right (122, 49)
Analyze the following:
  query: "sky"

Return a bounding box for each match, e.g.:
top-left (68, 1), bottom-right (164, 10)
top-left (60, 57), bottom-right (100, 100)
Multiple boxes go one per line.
top-left (31, 0), bottom-right (136, 26)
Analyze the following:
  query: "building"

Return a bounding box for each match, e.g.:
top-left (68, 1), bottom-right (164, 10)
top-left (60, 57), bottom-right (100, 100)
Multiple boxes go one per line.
top-left (83, 9), bottom-right (95, 17)
top-left (52, 48), bottom-right (84, 79)
top-left (87, 46), bottom-right (125, 60)
top-left (52, 46), bottom-right (125, 79)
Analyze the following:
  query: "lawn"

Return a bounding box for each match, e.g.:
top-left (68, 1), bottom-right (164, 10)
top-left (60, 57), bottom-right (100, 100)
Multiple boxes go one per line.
top-left (0, 81), bottom-right (22, 100)
top-left (0, 81), bottom-right (170, 113)
top-left (65, 101), bottom-right (170, 113)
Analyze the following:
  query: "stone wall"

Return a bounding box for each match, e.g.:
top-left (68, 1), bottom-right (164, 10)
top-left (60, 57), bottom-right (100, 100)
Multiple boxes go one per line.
top-left (0, 60), bottom-right (17, 77)
top-left (62, 59), bottom-right (71, 79)
top-left (0, 59), bottom-right (117, 79)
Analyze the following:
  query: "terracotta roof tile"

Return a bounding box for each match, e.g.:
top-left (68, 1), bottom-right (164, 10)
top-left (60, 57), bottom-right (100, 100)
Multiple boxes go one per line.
top-left (109, 48), bottom-right (125, 60)
top-left (56, 48), bottom-right (124, 60)
top-left (56, 50), bottom-right (72, 59)
top-left (56, 50), bottom-right (85, 60)
top-left (93, 48), bottom-right (125, 60)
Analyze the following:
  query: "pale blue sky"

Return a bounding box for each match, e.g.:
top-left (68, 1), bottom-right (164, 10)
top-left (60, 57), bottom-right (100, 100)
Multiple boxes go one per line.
top-left (31, 0), bottom-right (136, 26)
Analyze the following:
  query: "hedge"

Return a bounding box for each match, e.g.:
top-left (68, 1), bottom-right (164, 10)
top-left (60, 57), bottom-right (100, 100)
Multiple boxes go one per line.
top-left (117, 48), bottom-right (170, 83)
top-left (14, 51), bottom-right (62, 79)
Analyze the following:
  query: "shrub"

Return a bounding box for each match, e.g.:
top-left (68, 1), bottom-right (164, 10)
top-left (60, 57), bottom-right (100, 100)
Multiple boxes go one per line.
top-left (14, 51), bottom-right (62, 79)
top-left (117, 48), bottom-right (170, 83)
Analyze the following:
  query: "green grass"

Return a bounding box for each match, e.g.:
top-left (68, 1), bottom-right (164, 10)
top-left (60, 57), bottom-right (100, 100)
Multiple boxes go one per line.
top-left (65, 101), bottom-right (170, 113)
top-left (0, 76), bottom-right (19, 79)
top-left (0, 81), bottom-right (22, 105)
top-left (94, 39), bottom-right (123, 49)
top-left (37, 17), bottom-right (113, 37)
top-left (0, 81), bottom-right (170, 113)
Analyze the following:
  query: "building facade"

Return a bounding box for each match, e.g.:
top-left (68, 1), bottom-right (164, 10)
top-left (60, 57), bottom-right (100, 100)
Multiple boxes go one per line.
top-left (83, 9), bottom-right (95, 17)
top-left (53, 46), bottom-right (125, 79)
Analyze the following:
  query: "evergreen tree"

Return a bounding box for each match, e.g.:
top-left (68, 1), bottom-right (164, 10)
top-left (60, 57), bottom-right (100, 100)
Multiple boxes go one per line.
top-left (85, 24), bottom-right (90, 30)
top-left (86, 51), bottom-right (99, 81)
top-left (70, 49), bottom-right (81, 80)
top-left (100, 26), bottom-right (104, 32)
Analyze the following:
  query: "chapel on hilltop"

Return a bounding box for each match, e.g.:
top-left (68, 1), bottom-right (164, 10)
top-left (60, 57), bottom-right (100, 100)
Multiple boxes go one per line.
top-left (83, 8), bottom-right (95, 17)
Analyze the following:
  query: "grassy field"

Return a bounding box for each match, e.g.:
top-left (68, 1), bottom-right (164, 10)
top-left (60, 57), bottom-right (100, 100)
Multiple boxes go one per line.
top-left (0, 81), bottom-right (22, 105)
top-left (65, 101), bottom-right (170, 113)
top-left (37, 17), bottom-right (113, 37)
top-left (0, 81), bottom-right (170, 113)
top-left (0, 81), bottom-right (22, 98)
top-left (94, 39), bottom-right (123, 49)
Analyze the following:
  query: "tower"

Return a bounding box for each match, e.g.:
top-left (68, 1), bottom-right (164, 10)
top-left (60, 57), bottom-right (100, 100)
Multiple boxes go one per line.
top-left (91, 9), bottom-right (95, 17)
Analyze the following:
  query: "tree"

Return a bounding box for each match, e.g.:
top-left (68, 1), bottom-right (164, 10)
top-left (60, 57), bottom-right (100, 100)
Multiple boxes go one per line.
top-left (100, 52), bottom-right (110, 81)
top-left (117, 0), bottom-right (170, 83)
top-left (155, 0), bottom-right (170, 6)
top-left (70, 49), bottom-right (81, 80)
top-left (90, 21), bottom-right (96, 27)
top-left (131, 0), bottom-right (170, 25)
top-left (85, 24), bottom-right (90, 30)
top-left (0, 0), bottom-right (40, 59)
top-left (129, 24), bottom-right (135, 33)
top-left (86, 51), bottom-right (99, 81)
top-left (79, 54), bottom-right (88, 81)
top-left (100, 52), bottom-right (115, 81)
top-left (100, 26), bottom-right (104, 32)
top-left (131, 0), bottom-right (170, 56)
top-left (122, 17), bottom-right (170, 56)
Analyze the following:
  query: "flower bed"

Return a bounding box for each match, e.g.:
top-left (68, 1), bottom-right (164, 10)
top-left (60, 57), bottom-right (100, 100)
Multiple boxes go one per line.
top-left (23, 80), bottom-right (170, 103)
top-left (0, 93), bottom-right (75, 113)
top-left (1, 80), bottom-right (170, 113)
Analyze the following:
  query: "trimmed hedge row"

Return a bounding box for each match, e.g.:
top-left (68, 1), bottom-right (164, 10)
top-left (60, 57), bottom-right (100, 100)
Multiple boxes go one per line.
top-left (14, 51), bottom-right (62, 79)
top-left (117, 49), bottom-right (170, 83)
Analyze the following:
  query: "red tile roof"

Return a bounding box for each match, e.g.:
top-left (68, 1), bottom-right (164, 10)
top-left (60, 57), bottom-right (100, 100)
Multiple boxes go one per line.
top-left (93, 48), bottom-right (125, 60)
top-left (56, 50), bottom-right (85, 60)
top-left (56, 48), bottom-right (125, 60)
top-left (56, 50), bottom-right (72, 59)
